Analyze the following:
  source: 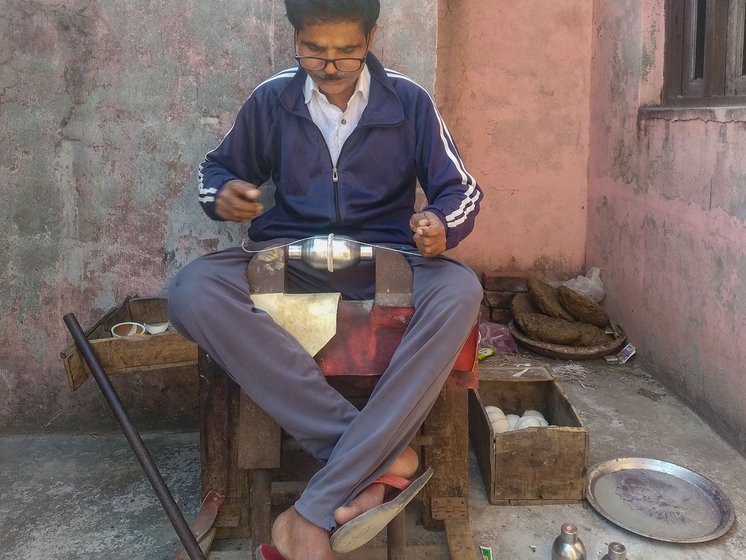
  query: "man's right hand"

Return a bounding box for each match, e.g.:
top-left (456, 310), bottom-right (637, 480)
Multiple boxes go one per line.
top-left (215, 179), bottom-right (264, 222)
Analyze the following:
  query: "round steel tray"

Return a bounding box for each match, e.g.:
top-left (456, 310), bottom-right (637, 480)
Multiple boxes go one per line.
top-left (586, 458), bottom-right (735, 543)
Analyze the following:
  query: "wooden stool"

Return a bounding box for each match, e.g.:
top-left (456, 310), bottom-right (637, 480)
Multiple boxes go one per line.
top-left (198, 247), bottom-right (479, 559)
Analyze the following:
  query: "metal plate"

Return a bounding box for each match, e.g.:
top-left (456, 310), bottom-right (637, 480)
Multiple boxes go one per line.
top-left (587, 458), bottom-right (735, 543)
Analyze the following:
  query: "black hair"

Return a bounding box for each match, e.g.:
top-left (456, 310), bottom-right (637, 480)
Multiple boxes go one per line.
top-left (285, 0), bottom-right (380, 35)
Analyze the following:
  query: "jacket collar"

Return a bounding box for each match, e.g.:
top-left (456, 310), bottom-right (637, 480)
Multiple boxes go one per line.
top-left (279, 53), bottom-right (404, 126)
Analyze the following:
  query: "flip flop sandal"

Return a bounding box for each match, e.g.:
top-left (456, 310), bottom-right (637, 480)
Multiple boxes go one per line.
top-left (329, 466), bottom-right (435, 553)
top-left (255, 544), bottom-right (286, 560)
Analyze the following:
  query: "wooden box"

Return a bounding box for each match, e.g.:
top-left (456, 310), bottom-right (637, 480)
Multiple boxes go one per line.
top-left (61, 297), bottom-right (198, 390)
top-left (469, 365), bottom-right (588, 505)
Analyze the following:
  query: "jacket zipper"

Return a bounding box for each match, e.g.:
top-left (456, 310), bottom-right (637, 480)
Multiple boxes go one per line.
top-left (304, 114), bottom-right (377, 226)
top-left (330, 124), bottom-right (370, 226)
top-left (332, 166), bottom-right (341, 224)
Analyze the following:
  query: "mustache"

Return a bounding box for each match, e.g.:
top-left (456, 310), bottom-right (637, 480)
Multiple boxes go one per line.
top-left (317, 72), bottom-right (347, 81)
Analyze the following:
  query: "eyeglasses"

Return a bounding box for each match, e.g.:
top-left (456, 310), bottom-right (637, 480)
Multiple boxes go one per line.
top-left (294, 54), bottom-right (367, 72)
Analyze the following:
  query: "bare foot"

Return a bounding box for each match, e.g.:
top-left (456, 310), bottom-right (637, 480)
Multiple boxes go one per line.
top-left (333, 446), bottom-right (419, 526)
top-left (271, 506), bottom-right (334, 560)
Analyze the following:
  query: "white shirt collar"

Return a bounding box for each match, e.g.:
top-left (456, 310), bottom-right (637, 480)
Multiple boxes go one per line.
top-left (303, 64), bottom-right (371, 105)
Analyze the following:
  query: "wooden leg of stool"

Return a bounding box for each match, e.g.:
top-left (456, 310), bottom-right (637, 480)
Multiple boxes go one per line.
top-left (443, 518), bottom-right (476, 559)
top-left (198, 350), bottom-right (249, 539)
top-left (238, 392), bottom-right (281, 548)
top-left (386, 511), bottom-right (406, 560)
top-left (422, 384), bottom-right (478, 559)
top-left (421, 384), bottom-right (470, 528)
top-left (249, 469), bottom-right (273, 547)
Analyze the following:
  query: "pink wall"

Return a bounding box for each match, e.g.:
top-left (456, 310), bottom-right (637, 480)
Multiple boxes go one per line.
top-left (588, 0), bottom-right (746, 452)
top-left (3, 0), bottom-right (595, 433)
top-left (437, 0), bottom-right (746, 453)
top-left (436, 0), bottom-right (594, 278)
top-left (8, 0), bottom-right (743, 448)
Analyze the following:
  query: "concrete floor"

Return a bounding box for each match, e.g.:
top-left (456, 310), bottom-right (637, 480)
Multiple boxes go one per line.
top-left (1, 355), bottom-right (744, 560)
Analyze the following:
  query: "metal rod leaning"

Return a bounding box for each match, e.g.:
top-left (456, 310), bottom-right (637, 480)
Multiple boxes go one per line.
top-left (63, 313), bottom-right (207, 560)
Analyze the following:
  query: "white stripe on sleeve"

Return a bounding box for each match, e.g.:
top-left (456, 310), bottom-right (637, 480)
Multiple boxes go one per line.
top-left (386, 71), bottom-right (480, 228)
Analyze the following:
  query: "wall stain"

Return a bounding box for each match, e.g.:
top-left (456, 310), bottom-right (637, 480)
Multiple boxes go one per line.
top-left (640, 21), bottom-right (657, 84)
top-left (531, 255), bottom-right (580, 280)
top-left (611, 137), bottom-right (636, 185)
top-left (728, 171), bottom-right (746, 222)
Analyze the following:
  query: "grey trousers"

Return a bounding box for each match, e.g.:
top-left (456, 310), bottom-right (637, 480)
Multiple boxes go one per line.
top-left (167, 244), bottom-right (482, 531)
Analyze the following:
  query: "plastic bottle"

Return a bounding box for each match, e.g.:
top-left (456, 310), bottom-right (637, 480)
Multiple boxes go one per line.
top-left (601, 542), bottom-right (627, 560)
top-left (551, 523), bottom-right (586, 560)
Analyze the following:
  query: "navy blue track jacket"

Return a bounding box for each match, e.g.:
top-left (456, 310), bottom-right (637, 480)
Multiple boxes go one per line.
top-left (198, 54), bottom-right (482, 250)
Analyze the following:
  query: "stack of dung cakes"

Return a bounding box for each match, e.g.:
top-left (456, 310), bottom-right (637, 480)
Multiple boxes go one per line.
top-left (511, 276), bottom-right (621, 353)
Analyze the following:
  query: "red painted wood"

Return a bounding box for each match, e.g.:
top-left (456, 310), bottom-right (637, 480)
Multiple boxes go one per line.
top-left (315, 301), bottom-right (478, 389)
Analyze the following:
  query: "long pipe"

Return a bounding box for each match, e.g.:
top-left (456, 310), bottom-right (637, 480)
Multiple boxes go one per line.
top-left (63, 313), bottom-right (207, 560)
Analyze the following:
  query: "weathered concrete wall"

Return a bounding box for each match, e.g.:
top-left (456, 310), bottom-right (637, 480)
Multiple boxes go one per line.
top-left (1, 0), bottom-right (436, 433)
top-left (588, 0), bottom-right (746, 453)
top-left (436, 0), bottom-right (594, 278)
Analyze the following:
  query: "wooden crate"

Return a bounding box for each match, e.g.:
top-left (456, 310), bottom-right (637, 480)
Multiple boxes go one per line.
top-left (61, 297), bottom-right (198, 390)
top-left (468, 365), bottom-right (587, 505)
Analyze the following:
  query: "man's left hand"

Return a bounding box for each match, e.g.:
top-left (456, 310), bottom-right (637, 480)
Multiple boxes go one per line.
top-left (410, 211), bottom-right (446, 257)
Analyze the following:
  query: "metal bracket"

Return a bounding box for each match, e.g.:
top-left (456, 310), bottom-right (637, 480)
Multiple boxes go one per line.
top-left (431, 497), bottom-right (469, 520)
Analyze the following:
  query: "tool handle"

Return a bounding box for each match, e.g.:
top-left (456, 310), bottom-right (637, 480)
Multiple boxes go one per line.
top-left (63, 313), bottom-right (207, 560)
